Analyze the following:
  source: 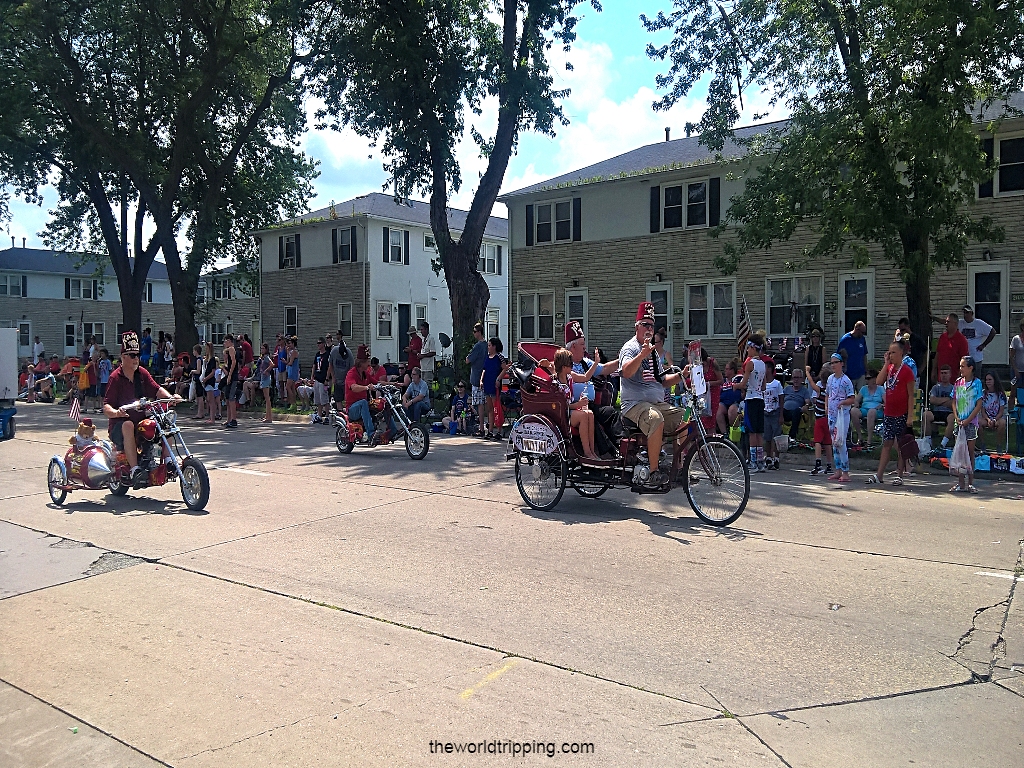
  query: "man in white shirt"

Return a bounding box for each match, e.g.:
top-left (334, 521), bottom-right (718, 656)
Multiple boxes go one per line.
top-left (959, 304), bottom-right (996, 369)
top-left (417, 322), bottom-right (436, 383)
top-left (32, 336), bottom-right (45, 364)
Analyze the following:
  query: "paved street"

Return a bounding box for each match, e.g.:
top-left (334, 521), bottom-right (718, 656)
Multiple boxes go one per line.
top-left (1, 403), bottom-right (1021, 767)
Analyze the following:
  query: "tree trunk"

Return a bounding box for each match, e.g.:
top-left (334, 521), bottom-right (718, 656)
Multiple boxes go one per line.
top-left (445, 241), bottom-right (491, 382)
top-left (160, 235), bottom-right (201, 357)
top-left (900, 229), bottom-right (935, 375)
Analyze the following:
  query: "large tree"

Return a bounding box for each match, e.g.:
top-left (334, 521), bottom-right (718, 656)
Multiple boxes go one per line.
top-left (643, 0), bottom-right (1024, 339)
top-left (316, 0), bottom-right (599, 370)
top-left (0, 0), bottom-right (321, 350)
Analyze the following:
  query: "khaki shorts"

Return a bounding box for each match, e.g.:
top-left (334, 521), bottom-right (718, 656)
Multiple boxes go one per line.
top-left (623, 401), bottom-right (686, 437)
top-left (421, 369), bottom-right (434, 383)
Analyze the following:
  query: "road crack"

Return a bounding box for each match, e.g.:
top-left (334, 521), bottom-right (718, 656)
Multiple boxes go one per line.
top-left (178, 714), bottom-right (317, 761)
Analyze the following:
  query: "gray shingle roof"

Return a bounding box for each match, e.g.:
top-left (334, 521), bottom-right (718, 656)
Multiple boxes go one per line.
top-left (265, 192), bottom-right (508, 239)
top-left (0, 247), bottom-right (170, 280)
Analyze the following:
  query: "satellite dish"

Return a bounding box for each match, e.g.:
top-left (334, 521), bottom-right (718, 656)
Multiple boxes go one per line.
top-left (438, 332), bottom-right (452, 349)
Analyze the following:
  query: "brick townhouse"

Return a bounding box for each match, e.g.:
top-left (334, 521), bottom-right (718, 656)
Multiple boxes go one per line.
top-left (499, 97), bottom-right (1024, 374)
top-left (253, 192), bottom-right (509, 371)
top-left (0, 244), bottom-right (256, 362)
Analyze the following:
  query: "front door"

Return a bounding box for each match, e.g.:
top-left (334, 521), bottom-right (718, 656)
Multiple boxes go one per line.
top-left (838, 270), bottom-right (874, 358)
top-left (397, 303), bottom-right (411, 364)
top-left (646, 283), bottom-right (673, 359)
top-left (17, 321), bottom-right (31, 359)
top-left (968, 261), bottom-right (1009, 365)
top-left (64, 323), bottom-right (77, 357)
top-left (251, 319), bottom-right (261, 347)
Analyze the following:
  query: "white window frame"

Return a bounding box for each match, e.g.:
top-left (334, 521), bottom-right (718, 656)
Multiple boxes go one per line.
top-left (213, 278), bottom-right (232, 300)
top-left (388, 230), bottom-right (405, 263)
top-left (838, 269), bottom-right (875, 354)
top-left (646, 282), bottom-right (674, 353)
top-left (284, 306), bottom-right (297, 338)
top-left (336, 227), bottom-right (352, 262)
top-left (195, 324), bottom-right (207, 343)
top-left (765, 273), bottom-right (825, 338)
top-left (532, 199), bottom-right (574, 245)
top-left (414, 304), bottom-right (427, 326)
top-left (684, 279), bottom-right (736, 339)
top-left (338, 302), bottom-right (353, 338)
top-left (423, 232), bottom-right (436, 251)
top-left (377, 301), bottom-right (394, 339)
top-left (145, 282), bottom-right (154, 302)
top-left (663, 178), bottom-right (709, 230)
top-left (82, 322), bottom-right (104, 346)
top-left (0, 274), bottom-right (25, 297)
top-left (64, 323), bottom-right (77, 352)
top-left (68, 278), bottom-right (83, 300)
top-left (564, 288), bottom-right (589, 340)
top-left (195, 282), bottom-right (206, 304)
top-left (17, 321), bottom-right (31, 352)
top-left (486, 307), bottom-right (500, 341)
top-left (282, 235), bottom-right (297, 268)
top-left (518, 292), bottom-right (555, 341)
top-left (210, 322), bottom-right (227, 346)
top-left (996, 132), bottom-right (1024, 197)
top-left (478, 243), bottom-right (499, 274)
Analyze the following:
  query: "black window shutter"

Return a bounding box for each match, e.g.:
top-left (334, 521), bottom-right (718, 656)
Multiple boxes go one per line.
top-left (572, 197), bottom-right (582, 241)
top-left (525, 205), bottom-right (534, 246)
top-left (403, 230), bottom-right (410, 265)
top-left (497, 244), bottom-right (502, 275)
top-left (332, 228), bottom-right (338, 264)
top-left (383, 226), bottom-right (390, 262)
top-left (65, 277), bottom-right (71, 298)
top-left (294, 233), bottom-right (301, 267)
top-left (979, 138), bottom-right (994, 198)
top-left (709, 177), bottom-right (721, 226)
top-left (278, 236), bottom-right (284, 269)
top-left (350, 226), bottom-right (358, 262)
top-left (650, 186), bottom-right (661, 233)
top-left (92, 279), bottom-right (97, 300)
top-left (23, 276), bottom-right (28, 297)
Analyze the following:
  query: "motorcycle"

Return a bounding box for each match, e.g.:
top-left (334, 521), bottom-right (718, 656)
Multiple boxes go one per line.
top-left (333, 383), bottom-right (430, 460)
top-left (47, 398), bottom-right (211, 511)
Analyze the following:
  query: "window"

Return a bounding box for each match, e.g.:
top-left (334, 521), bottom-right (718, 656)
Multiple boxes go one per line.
top-left (69, 279), bottom-right (83, 299)
top-left (195, 282), bottom-right (206, 304)
top-left (82, 322), bottom-right (104, 346)
top-left (195, 324), bottom-right (207, 343)
top-left (486, 307), bottom-right (500, 340)
top-left (535, 204), bottom-right (552, 243)
top-left (338, 303), bottom-right (353, 338)
top-left (282, 235), bottom-right (297, 268)
top-left (478, 244), bottom-right (498, 274)
top-left (664, 181), bottom-right (708, 229)
top-left (533, 201), bottom-right (576, 244)
top-left (377, 302), bottom-right (393, 338)
top-left (555, 201), bottom-right (571, 241)
top-left (767, 275), bottom-right (822, 336)
top-left (66, 324), bottom-right (77, 349)
top-left (686, 281), bottom-right (734, 337)
top-left (389, 229), bottom-right (404, 263)
top-left (565, 288), bottom-right (588, 338)
top-left (213, 278), bottom-right (232, 300)
top-left (519, 293), bottom-right (554, 341)
top-left (0, 275), bottom-right (25, 296)
top-left (210, 323), bottom-right (226, 345)
top-left (18, 321), bottom-right (30, 348)
top-left (284, 306), bottom-right (297, 338)
top-left (999, 136), bottom-right (1024, 193)
top-left (337, 228), bottom-right (352, 261)
top-left (145, 282), bottom-right (154, 302)
top-left (415, 304), bottom-right (426, 325)
top-left (648, 285), bottom-right (671, 339)
top-left (424, 233), bottom-right (436, 251)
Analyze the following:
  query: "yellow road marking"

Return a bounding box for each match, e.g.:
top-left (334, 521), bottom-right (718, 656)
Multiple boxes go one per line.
top-left (459, 658), bottom-right (520, 699)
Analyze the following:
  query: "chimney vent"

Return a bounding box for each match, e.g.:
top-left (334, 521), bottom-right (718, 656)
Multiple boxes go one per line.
top-left (665, 127), bottom-right (671, 142)
top-left (22, 237), bottom-right (26, 248)
top-left (10, 236), bottom-right (14, 247)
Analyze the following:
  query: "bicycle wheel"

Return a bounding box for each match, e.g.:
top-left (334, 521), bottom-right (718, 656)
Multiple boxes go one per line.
top-left (515, 452), bottom-right (566, 511)
top-left (683, 435), bottom-right (748, 526)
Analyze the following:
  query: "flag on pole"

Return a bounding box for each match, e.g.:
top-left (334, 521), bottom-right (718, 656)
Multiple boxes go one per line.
top-left (736, 295), bottom-right (752, 356)
top-left (69, 393), bottom-right (81, 422)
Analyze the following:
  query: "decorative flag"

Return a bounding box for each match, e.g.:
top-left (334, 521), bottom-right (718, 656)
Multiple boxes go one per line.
top-left (736, 295), bottom-right (752, 356)
top-left (69, 393), bottom-right (81, 422)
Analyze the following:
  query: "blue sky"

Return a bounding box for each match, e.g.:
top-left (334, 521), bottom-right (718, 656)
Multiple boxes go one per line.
top-left (3, 3), bottom-right (781, 249)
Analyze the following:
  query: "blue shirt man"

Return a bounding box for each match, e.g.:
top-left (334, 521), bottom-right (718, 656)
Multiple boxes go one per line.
top-left (139, 328), bottom-right (152, 367)
top-left (402, 368), bottom-right (431, 423)
top-left (836, 322), bottom-right (869, 384)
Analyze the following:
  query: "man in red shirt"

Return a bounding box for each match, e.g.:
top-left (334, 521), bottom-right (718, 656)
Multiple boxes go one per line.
top-left (405, 326), bottom-right (421, 370)
top-left (345, 345), bottom-right (376, 441)
top-left (934, 313), bottom-right (969, 384)
top-left (103, 331), bottom-right (180, 485)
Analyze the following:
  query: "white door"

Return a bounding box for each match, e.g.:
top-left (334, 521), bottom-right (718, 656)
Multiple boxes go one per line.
top-left (838, 270), bottom-right (875, 357)
top-left (17, 321), bottom-right (31, 359)
top-left (646, 282), bottom-right (674, 358)
top-left (64, 323), bottom-right (77, 357)
top-left (968, 261), bottom-right (1009, 365)
top-left (251, 320), bottom-right (261, 346)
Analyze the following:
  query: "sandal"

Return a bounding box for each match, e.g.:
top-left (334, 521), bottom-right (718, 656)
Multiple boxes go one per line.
top-left (891, 476), bottom-right (903, 486)
top-left (865, 474), bottom-right (881, 485)
top-left (967, 484), bottom-right (978, 494)
top-left (949, 484), bottom-right (962, 493)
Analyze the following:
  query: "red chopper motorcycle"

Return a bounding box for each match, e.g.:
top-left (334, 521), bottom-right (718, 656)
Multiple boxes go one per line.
top-left (47, 398), bottom-right (211, 511)
top-left (332, 383), bottom-right (430, 459)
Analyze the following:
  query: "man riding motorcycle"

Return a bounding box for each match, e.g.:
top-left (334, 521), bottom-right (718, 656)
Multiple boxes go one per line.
top-left (102, 330), bottom-right (181, 486)
top-left (345, 345), bottom-right (379, 443)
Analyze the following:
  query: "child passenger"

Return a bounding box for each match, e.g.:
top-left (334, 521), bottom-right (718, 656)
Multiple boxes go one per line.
top-left (553, 348), bottom-right (601, 462)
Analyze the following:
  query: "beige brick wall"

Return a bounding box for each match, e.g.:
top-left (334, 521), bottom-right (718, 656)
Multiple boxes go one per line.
top-left (510, 195), bottom-right (1024, 368)
top-left (260, 261), bottom-right (369, 375)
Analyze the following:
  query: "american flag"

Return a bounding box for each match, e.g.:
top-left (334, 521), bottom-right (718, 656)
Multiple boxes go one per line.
top-left (69, 394), bottom-right (81, 422)
top-left (736, 295), bottom-right (752, 356)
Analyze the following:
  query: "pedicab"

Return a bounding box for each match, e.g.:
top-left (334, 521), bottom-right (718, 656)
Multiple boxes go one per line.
top-left (506, 342), bottom-right (749, 526)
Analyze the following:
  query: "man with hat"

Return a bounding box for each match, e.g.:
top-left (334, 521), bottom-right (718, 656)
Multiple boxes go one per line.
top-left (417, 321), bottom-right (437, 383)
top-left (565, 321), bottom-right (620, 456)
top-left (959, 304), bottom-right (996, 373)
top-left (405, 325), bottom-right (421, 371)
top-left (102, 331), bottom-right (181, 485)
top-left (344, 345), bottom-right (378, 443)
top-left (618, 302), bottom-right (685, 487)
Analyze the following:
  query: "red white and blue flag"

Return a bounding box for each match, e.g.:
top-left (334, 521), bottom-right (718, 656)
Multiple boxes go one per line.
top-left (69, 394), bottom-right (81, 422)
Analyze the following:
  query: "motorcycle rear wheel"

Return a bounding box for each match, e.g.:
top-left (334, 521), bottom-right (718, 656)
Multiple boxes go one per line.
top-left (47, 458), bottom-right (67, 505)
top-left (335, 425), bottom-right (354, 454)
top-left (405, 424), bottom-right (429, 460)
top-left (180, 457), bottom-right (210, 511)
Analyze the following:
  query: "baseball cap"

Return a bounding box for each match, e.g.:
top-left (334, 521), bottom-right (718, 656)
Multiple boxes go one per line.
top-left (963, 304), bottom-right (973, 313)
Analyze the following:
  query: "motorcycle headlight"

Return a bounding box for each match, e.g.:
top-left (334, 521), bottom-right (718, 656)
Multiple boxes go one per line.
top-left (165, 409), bottom-right (177, 427)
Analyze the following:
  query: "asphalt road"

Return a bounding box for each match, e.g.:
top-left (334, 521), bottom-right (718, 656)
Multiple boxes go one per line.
top-left (1, 403), bottom-right (1021, 767)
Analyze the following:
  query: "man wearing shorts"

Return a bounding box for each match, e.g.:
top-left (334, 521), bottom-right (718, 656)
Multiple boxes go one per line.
top-left (741, 335), bottom-right (767, 472)
top-left (222, 334), bottom-right (240, 429)
top-left (466, 322), bottom-right (488, 434)
top-left (618, 301), bottom-right (684, 487)
top-left (312, 337), bottom-right (332, 422)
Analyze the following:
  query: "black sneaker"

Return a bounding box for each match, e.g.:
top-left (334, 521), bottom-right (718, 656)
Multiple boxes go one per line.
top-left (130, 465), bottom-right (147, 488)
top-left (645, 470), bottom-right (669, 488)
top-left (811, 464), bottom-right (824, 475)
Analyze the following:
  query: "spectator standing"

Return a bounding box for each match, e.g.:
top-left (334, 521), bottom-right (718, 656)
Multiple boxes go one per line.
top-left (762, 374), bottom-right (784, 469)
top-left (851, 367), bottom-right (884, 447)
top-left (286, 337), bottom-right (300, 407)
top-left (98, 349), bottom-right (112, 401)
top-left (190, 345), bottom-right (205, 419)
top-left (837, 321), bottom-right (869, 391)
top-left (312, 337), bottom-right (332, 422)
top-left (896, 318), bottom-right (928, 380)
top-left (866, 338), bottom-right (916, 486)
top-left (934, 313), bottom-right (969, 384)
top-left (32, 336), bottom-right (45, 364)
top-left (1011, 318), bottom-right (1024, 409)
top-left (925, 365), bottom-right (956, 449)
top-left (741, 335), bottom-right (767, 473)
top-left (418, 322), bottom-right (437, 383)
top-left (163, 333), bottom-right (175, 375)
top-left (403, 367), bottom-right (431, 423)
top-left (154, 331), bottom-right (166, 376)
top-left (140, 328), bottom-right (153, 370)
top-left (329, 335), bottom-right (353, 405)
top-left (805, 329), bottom-right (825, 379)
top-left (405, 326), bottom-right (421, 371)
top-left (200, 342), bottom-right (219, 425)
top-left (950, 356), bottom-right (984, 493)
top-left (979, 371), bottom-right (1007, 450)
top-left (240, 334), bottom-right (254, 374)
top-left (258, 343), bottom-right (274, 423)
top-left (959, 305), bottom-right (996, 373)
top-left (222, 335), bottom-right (240, 428)
top-left (805, 366), bottom-right (833, 476)
top-left (480, 337), bottom-right (506, 439)
top-left (782, 368), bottom-right (811, 440)
top-left (466, 322), bottom-right (488, 436)
top-left (275, 334), bottom-right (288, 401)
top-left (825, 353), bottom-right (856, 482)
top-left (444, 381), bottom-right (471, 433)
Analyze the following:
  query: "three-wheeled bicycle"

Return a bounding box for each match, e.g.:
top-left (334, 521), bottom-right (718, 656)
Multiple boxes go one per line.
top-left (506, 342), bottom-right (749, 526)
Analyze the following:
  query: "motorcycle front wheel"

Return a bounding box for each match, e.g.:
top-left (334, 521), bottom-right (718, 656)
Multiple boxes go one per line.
top-left (335, 425), bottom-right (354, 454)
top-left (405, 423), bottom-right (429, 460)
top-left (108, 476), bottom-right (129, 497)
top-left (515, 452), bottom-right (566, 511)
top-left (47, 458), bottom-right (67, 505)
top-left (180, 457), bottom-right (211, 511)
top-left (683, 435), bottom-right (748, 526)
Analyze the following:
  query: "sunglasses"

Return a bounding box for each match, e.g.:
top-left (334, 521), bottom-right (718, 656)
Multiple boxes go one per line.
top-left (639, 322), bottom-right (654, 329)
top-left (124, 353), bottom-right (139, 359)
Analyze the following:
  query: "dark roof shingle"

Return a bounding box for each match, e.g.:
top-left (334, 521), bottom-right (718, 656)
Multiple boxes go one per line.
top-left (0, 248), bottom-right (169, 280)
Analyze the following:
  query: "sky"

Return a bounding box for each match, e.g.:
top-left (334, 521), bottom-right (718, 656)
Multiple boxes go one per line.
top-left (2, 2), bottom-right (784, 251)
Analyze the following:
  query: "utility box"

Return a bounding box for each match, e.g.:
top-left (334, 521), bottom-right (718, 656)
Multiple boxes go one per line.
top-left (0, 327), bottom-right (18, 402)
